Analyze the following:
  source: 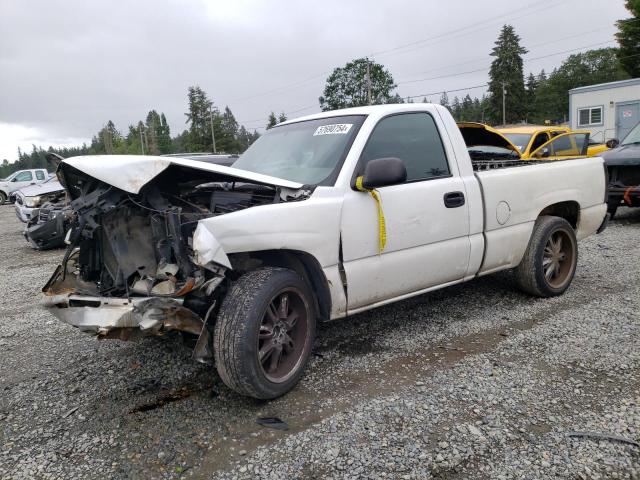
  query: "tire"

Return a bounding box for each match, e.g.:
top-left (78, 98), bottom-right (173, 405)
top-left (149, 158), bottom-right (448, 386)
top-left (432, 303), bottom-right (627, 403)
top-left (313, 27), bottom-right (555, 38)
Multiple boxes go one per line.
top-left (514, 216), bottom-right (578, 298)
top-left (0, 192), bottom-right (6, 205)
top-left (213, 267), bottom-right (317, 399)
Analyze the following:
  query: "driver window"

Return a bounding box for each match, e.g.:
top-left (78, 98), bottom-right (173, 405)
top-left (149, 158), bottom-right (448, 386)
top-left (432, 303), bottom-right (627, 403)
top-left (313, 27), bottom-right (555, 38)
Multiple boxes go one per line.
top-left (530, 133), bottom-right (549, 151)
top-left (14, 171), bottom-right (33, 182)
top-left (360, 113), bottom-right (450, 182)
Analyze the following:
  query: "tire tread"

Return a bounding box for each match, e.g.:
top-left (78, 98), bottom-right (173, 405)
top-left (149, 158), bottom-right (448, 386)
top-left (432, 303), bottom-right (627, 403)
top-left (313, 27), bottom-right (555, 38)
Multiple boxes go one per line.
top-left (213, 267), bottom-right (315, 399)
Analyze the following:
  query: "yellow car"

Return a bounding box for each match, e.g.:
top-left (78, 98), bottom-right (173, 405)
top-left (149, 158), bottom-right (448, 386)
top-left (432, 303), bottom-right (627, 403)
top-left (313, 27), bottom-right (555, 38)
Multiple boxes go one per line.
top-left (586, 141), bottom-right (610, 157)
top-left (497, 125), bottom-right (570, 159)
top-left (498, 125), bottom-right (608, 158)
top-left (458, 122), bottom-right (591, 161)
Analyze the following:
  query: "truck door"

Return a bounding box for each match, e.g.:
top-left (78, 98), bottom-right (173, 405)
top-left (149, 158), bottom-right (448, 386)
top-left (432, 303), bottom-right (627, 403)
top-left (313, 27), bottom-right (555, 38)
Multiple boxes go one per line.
top-left (11, 170), bottom-right (35, 192)
top-left (340, 112), bottom-right (471, 311)
top-left (529, 132), bottom-right (590, 160)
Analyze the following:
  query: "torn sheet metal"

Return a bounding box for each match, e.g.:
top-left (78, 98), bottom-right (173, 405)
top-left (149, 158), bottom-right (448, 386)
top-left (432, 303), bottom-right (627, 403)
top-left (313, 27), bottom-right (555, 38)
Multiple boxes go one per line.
top-left (42, 294), bottom-right (211, 361)
top-left (192, 225), bottom-right (232, 269)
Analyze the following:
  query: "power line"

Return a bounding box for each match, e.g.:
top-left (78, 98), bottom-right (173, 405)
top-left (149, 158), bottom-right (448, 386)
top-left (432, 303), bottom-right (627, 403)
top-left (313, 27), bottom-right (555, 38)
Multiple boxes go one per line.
top-left (241, 48), bottom-right (640, 124)
top-left (404, 83), bottom-right (489, 102)
top-left (402, 50), bottom-right (640, 102)
top-left (397, 39), bottom-right (617, 87)
top-left (233, 2), bottom-right (631, 126)
top-left (397, 23), bottom-right (629, 81)
top-left (227, 0), bottom-right (561, 106)
top-left (369, 0), bottom-right (556, 59)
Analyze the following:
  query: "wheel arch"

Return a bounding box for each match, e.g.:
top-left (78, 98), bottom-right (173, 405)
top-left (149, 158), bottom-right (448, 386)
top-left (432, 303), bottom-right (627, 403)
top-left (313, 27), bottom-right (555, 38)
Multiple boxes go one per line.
top-left (538, 201), bottom-right (580, 229)
top-left (227, 249), bottom-right (332, 322)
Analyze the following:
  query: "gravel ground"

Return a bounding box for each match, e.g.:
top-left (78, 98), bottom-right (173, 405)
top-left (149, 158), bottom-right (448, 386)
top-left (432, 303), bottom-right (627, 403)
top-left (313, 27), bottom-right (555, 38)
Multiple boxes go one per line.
top-left (0, 204), bottom-right (638, 479)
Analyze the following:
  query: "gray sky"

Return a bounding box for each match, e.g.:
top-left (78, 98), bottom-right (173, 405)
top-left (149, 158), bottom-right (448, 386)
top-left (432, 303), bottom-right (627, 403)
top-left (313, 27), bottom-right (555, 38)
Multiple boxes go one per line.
top-left (0, 0), bottom-right (630, 162)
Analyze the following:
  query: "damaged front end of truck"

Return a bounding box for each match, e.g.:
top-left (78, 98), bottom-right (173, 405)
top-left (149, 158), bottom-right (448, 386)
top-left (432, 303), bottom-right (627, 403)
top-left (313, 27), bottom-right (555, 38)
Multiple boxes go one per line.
top-left (42, 156), bottom-right (309, 362)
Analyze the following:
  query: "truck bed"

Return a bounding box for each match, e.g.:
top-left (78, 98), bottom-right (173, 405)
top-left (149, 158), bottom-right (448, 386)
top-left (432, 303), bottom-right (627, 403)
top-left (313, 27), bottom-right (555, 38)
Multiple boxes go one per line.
top-left (472, 156), bottom-right (607, 275)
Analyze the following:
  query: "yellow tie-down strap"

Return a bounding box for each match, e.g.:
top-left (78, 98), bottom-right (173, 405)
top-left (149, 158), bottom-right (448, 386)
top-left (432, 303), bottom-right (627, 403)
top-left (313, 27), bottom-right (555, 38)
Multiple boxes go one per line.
top-left (355, 176), bottom-right (386, 254)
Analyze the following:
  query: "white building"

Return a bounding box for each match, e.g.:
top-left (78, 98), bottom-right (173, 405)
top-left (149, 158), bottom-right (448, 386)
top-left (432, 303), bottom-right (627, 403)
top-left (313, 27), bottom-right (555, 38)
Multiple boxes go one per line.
top-left (568, 78), bottom-right (640, 143)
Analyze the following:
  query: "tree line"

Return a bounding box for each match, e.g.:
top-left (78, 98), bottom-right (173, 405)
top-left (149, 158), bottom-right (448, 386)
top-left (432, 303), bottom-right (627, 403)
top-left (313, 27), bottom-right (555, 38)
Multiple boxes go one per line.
top-left (1, 86), bottom-right (261, 178)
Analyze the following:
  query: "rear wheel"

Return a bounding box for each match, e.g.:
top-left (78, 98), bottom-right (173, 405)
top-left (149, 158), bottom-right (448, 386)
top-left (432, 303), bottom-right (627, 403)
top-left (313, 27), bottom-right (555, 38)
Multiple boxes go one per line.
top-left (213, 267), bottom-right (316, 399)
top-left (514, 216), bottom-right (578, 297)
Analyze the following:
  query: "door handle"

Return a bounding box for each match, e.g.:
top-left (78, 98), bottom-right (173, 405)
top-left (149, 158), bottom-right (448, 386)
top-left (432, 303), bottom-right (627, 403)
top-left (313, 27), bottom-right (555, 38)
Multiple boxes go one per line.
top-left (443, 191), bottom-right (465, 208)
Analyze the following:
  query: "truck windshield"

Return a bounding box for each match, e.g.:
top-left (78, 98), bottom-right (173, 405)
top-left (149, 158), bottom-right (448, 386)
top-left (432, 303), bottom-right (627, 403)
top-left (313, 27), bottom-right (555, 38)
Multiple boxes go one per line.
top-left (621, 122), bottom-right (640, 145)
top-left (503, 134), bottom-right (532, 152)
top-left (233, 115), bottom-right (365, 185)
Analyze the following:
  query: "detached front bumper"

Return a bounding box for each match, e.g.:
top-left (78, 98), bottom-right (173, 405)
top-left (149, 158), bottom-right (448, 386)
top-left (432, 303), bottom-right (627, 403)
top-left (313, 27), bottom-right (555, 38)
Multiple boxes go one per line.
top-left (15, 203), bottom-right (36, 223)
top-left (42, 294), bottom-right (212, 361)
top-left (24, 212), bottom-right (68, 250)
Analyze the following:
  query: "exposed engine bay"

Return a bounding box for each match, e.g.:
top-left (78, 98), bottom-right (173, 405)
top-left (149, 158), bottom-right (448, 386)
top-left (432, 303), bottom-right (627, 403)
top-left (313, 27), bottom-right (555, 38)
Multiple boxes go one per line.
top-left (42, 161), bottom-right (311, 358)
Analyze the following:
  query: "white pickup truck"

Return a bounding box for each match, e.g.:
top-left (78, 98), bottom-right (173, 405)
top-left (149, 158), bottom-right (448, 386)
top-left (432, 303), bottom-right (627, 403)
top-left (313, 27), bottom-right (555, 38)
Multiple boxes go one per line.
top-left (43, 104), bottom-right (607, 399)
top-left (0, 168), bottom-right (50, 204)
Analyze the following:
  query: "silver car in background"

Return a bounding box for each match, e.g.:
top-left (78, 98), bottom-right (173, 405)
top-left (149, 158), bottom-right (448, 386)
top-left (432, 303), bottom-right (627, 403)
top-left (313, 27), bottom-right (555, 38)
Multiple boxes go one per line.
top-left (14, 177), bottom-right (65, 222)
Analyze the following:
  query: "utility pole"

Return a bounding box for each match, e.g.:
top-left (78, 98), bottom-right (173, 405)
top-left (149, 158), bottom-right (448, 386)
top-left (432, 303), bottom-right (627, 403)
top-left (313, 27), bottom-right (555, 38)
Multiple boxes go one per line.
top-left (210, 107), bottom-right (217, 153)
top-left (366, 58), bottom-right (372, 106)
top-left (502, 81), bottom-right (507, 126)
top-left (139, 125), bottom-right (145, 155)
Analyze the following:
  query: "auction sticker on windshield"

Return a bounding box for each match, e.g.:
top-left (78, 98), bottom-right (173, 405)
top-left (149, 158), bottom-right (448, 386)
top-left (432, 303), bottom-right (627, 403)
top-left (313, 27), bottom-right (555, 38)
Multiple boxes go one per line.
top-left (313, 124), bottom-right (353, 136)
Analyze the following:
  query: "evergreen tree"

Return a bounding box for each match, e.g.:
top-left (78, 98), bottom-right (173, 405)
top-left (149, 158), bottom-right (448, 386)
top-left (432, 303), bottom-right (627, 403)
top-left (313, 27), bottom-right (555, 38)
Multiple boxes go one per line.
top-left (319, 58), bottom-right (397, 111)
top-left (439, 92), bottom-right (450, 112)
top-left (616, 0), bottom-right (640, 77)
top-left (237, 125), bottom-right (251, 151)
top-left (278, 112), bottom-right (287, 123)
top-left (525, 72), bottom-right (539, 122)
top-left (266, 112), bottom-right (278, 129)
top-left (488, 25), bottom-right (528, 125)
top-left (171, 130), bottom-right (190, 153)
top-left (460, 95), bottom-right (474, 121)
top-left (218, 106), bottom-right (242, 153)
top-left (185, 85), bottom-right (215, 152)
top-left (96, 120), bottom-right (121, 154)
top-left (157, 113), bottom-right (172, 154)
top-left (145, 110), bottom-right (161, 155)
top-left (451, 96), bottom-right (461, 120)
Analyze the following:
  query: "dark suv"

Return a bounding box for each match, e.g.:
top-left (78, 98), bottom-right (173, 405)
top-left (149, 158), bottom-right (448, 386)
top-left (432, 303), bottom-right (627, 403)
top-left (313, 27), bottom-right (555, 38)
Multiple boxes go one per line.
top-left (602, 122), bottom-right (640, 218)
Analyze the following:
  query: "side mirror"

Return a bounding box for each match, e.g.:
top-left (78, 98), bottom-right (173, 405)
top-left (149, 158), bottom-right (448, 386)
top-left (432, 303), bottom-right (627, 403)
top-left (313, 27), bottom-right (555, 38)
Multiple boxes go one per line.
top-left (605, 138), bottom-right (619, 149)
top-left (361, 157), bottom-right (407, 189)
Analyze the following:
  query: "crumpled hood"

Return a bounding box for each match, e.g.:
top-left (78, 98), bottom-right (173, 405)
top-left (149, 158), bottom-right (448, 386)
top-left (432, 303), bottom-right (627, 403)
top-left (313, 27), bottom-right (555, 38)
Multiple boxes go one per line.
top-left (457, 122), bottom-right (521, 156)
top-left (15, 180), bottom-right (64, 198)
top-left (58, 155), bottom-right (304, 194)
top-left (601, 143), bottom-right (640, 167)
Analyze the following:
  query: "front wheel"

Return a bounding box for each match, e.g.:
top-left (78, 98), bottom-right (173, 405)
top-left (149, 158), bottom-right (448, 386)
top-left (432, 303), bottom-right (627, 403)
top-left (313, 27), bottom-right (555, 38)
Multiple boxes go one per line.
top-left (514, 216), bottom-right (578, 297)
top-left (0, 192), bottom-right (6, 204)
top-left (213, 267), bottom-right (316, 399)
